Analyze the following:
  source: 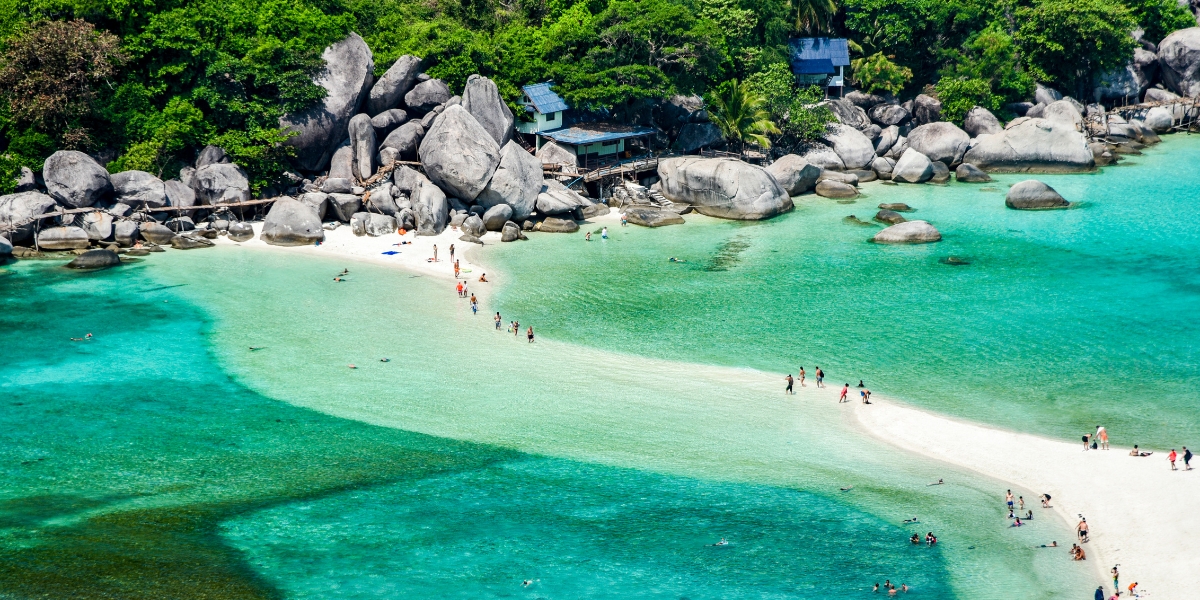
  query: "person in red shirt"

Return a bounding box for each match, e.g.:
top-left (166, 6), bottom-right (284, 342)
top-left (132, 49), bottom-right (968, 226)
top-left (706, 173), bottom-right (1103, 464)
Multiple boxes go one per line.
top-left (839, 384), bottom-right (849, 403)
top-left (1168, 449), bottom-right (1178, 470)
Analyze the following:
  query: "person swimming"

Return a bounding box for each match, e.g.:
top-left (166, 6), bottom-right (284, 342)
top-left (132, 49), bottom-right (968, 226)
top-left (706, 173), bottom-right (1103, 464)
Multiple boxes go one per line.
top-left (1039, 541), bottom-right (1058, 547)
top-left (668, 257), bottom-right (685, 262)
top-left (380, 358), bottom-right (390, 362)
top-left (910, 533), bottom-right (921, 544)
top-left (839, 486), bottom-right (853, 491)
top-left (714, 538), bottom-right (728, 546)
top-left (928, 479), bottom-right (944, 486)
top-left (903, 517), bottom-right (919, 524)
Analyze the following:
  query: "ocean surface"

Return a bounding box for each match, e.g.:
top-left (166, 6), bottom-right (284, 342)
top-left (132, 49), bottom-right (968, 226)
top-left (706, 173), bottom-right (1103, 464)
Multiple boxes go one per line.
top-left (7, 136), bottom-right (1197, 598)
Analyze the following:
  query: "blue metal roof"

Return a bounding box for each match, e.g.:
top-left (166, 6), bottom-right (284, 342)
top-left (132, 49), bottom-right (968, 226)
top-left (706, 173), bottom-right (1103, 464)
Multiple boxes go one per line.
top-left (788, 38), bottom-right (850, 67)
top-left (793, 58), bottom-right (836, 75)
top-left (522, 82), bottom-right (569, 114)
top-left (540, 123), bottom-right (656, 145)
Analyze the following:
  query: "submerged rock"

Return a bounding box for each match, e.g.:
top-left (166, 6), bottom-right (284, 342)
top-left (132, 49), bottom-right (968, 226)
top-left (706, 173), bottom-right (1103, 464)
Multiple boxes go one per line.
top-left (623, 207), bottom-right (685, 227)
top-left (814, 180), bottom-right (858, 198)
top-left (1005, 180), bottom-right (1069, 209)
top-left (878, 203), bottom-right (914, 212)
top-left (66, 249), bottom-right (121, 269)
top-left (873, 220), bottom-right (942, 244)
top-left (955, 163), bottom-right (992, 183)
top-left (874, 209), bottom-right (906, 225)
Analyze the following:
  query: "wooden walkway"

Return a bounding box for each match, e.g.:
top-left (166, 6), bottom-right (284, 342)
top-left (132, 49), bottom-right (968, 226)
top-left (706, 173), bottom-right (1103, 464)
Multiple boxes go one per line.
top-left (582, 157), bottom-right (661, 183)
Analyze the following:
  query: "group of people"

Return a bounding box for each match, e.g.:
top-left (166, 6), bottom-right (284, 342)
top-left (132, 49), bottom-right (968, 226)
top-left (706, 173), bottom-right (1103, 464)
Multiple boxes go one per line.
top-left (872, 580), bottom-right (909, 595)
top-left (782, 367), bottom-right (827, 393)
top-left (907, 532), bottom-right (937, 545)
top-left (1089, 425), bottom-right (1193, 471)
top-left (493, 312), bottom-right (534, 343)
top-left (583, 227), bottom-right (609, 242)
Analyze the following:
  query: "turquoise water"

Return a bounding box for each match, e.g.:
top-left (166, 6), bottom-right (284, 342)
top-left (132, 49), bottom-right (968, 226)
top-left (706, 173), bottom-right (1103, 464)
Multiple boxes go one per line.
top-left (2, 251), bottom-right (1090, 598)
top-left (489, 135), bottom-right (1200, 449)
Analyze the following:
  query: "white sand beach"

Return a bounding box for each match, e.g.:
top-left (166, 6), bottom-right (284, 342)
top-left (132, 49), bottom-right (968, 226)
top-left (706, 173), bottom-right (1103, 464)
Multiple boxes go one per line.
top-left (855, 397), bottom-right (1199, 599)
top-left (215, 219), bottom-right (1195, 598)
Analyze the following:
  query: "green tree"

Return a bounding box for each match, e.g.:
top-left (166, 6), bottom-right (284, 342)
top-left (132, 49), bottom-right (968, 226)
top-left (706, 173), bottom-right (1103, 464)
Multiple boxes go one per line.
top-left (1015, 0), bottom-right (1137, 97)
top-left (935, 77), bottom-right (1000, 123)
top-left (851, 52), bottom-right (913, 95)
top-left (1123, 0), bottom-right (1195, 45)
top-left (707, 78), bottom-right (780, 150)
top-left (941, 23), bottom-right (1035, 105)
top-left (789, 0), bottom-right (837, 34)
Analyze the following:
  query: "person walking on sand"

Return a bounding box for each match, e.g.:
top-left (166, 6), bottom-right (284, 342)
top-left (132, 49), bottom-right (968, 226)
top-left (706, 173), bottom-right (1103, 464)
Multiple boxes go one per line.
top-left (798, 367), bottom-right (806, 387)
top-left (527, 326), bottom-right (534, 343)
top-left (815, 367), bottom-right (824, 388)
top-left (1076, 518), bottom-right (1089, 542)
top-left (839, 384), bottom-right (849, 402)
top-left (470, 294), bottom-right (478, 314)
top-left (449, 244), bottom-right (455, 262)
top-left (1111, 565), bottom-right (1119, 592)
top-left (495, 312), bottom-right (502, 330)
top-left (785, 374), bottom-right (794, 394)
top-left (1096, 426), bottom-right (1109, 450)
top-left (1168, 448), bottom-right (1178, 470)
top-left (454, 260), bottom-right (460, 279)
top-left (1184, 446), bottom-right (1193, 470)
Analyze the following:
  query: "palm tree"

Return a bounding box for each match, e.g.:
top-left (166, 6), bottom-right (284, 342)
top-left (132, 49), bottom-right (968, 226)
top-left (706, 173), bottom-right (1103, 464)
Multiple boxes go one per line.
top-left (791, 0), bottom-right (837, 34)
top-left (708, 79), bottom-right (780, 151)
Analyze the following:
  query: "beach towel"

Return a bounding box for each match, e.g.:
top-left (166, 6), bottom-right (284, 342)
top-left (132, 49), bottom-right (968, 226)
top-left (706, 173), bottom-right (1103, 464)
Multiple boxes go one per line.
top-left (381, 251), bottom-right (399, 255)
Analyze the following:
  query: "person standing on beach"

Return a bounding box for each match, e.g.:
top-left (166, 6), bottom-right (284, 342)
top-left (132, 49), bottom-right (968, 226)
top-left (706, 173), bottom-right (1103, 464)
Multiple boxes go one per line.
top-left (815, 367), bottom-right (824, 388)
top-left (470, 293), bottom-right (478, 314)
top-left (1184, 446), bottom-right (1192, 470)
top-left (1082, 433), bottom-right (1091, 451)
top-left (527, 326), bottom-right (534, 343)
top-left (1111, 565), bottom-right (1119, 592)
top-left (1076, 518), bottom-right (1089, 542)
top-left (785, 374), bottom-right (794, 394)
top-left (1005, 490), bottom-right (1013, 511)
top-left (433, 244), bottom-right (438, 262)
top-left (1096, 426), bottom-right (1109, 450)
top-left (449, 244), bottom-right (455, 262)
top-left (454, 260), bottom-right (460, 279)
top-left (798, 367), bottom-right (806, 387)
top-left (1168, 449), bottom-right (1177, 470)
top-left (839, 384), bottom-right (849, 402)
top-left (495, 312), bottom-right (502, 330)
top-left (513, 320), bottom-right (519, 336)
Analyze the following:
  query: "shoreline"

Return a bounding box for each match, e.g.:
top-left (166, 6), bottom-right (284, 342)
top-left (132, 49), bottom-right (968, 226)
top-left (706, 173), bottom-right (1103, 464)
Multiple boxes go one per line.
top-left (210, 216), bottom-right (1194, 598)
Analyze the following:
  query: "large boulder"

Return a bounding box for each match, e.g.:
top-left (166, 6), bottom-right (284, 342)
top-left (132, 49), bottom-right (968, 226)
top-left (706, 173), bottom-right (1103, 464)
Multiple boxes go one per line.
top-left (279, 33), bottom-right (373, 172)
top-left (963, 107), bottom-right (1003, 137)
top-left (1005, 180), bottom-right (1068, 209)
top-left (111, 170), bottom-right (168, 208)
top-left (418, 105), bottom-right (501, 202)
top-left (962, 118), bottom-right (1094, 172)
top-left (462, 74), bottom-right (515, 147)
top-left (501, 220), bottom-right (523, 241)
top-left (195, 145), bottom-right (229, 168)
top-left (476, 141), bottom-right (541, 220)
top-left (1144, 87), bottom-right (1179, 103)
top-left (911, 94), bottom-right (942, 125)
top-left (327, 193), bottom-right (362, 222)
top-left (845, 90), bottom-right (891, 109)
top-left (869, 103), bottom-right (910, 127)
top-left (190, 163), bottom-right (251, 204)
top-left (227, 221), bottom-right (254, 242)
top-left (814, 180), bottom-right (858, 198)
top-left (350, 212), bottom-right (397, 236)
top-left (15, 167), bottom-right (38, 192)
top-left (892, 148), bottom-right (934, 183)
top-left (164, 179), bottom-right (196, 209)
top-left (825, 124), bottom-right (876, 170)
top-left (482, 203), bottom-right (513, 231)
top-left (364, 185), bottom-right (398, 216)
top-left (623, 206), bottom-right (685, 227)
top-left (113, 221), bottom-right (139, 247)
top-left (80, 211), bottom-right (114, 241)
top-left (873, 220), bottom-right (941, 244)
top-left (411, 174), bottom-right (450, 235)
top-left (874, 209), bottom-right (906, 225)
top-left (371, 108), bottom-right (409, 137)
top-left (67, 249), bottom-right (121, 269)
top-left (1034, 84), bottom-right (1063, 106)
top-left (536, 141), bottom-right (578, 169)
top-left (380, 121), bottom-right (425, 159)
top-left (404, 78), bottom-right (452, 115)
top-left (875, 125), bottom-right (899, 156)
top-left (43, 151), bottom-right (112, 208)
top-left (906, 122), bottom-right (970, 165)
top-left (538, 217), bottom-right (579, 233)
top-left (461, 214), bottom-right (485, 237)
top-left (1144, 106), bottom-right (1174, 132)
top-left (367, 55), bottom-right (422, 116)
top-left (535, 188), bottom-right (588, 215)
top-left (824, 98), bottom-right (870, 129)
top-left (0, 191), bottom-right (56, 242)
top-left (328, 141), bottom-right (354, 180)
top-left (348, 113), bottom-right (376, 181)
top-left (673, 122), bottom-right (724, 152)
top-left (799, 144), bottom-right (845, 170)
top-left (955, 163), bottom-right (992, 182)
top-left (298, 192), bottom-right (329, 220)
top-left (871, 156), bottom-right (895, 176)
top-left (1158, 28), bottom-right (1200, 97)
top-left (1043, 100), bottom-right (1083, 131)
top-left (261, 198), bottom-right (325, 245)
top-left (140, 222), bottom-right (175, 245)
top-left (657, 157), bottom-right (792, 220)
top-left (1094, 49), bottom-right (1159, 101)
top-left (37, 226), bottom-right (90, 250)
top-left (765, 154), bottom-right (821, 195)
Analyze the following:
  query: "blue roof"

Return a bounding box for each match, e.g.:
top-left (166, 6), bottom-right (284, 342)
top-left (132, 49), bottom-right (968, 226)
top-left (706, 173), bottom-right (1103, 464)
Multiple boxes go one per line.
top-left (788, 38), bottom-right (850, 67)
top-left (793, 58), bottom-right (836, 75)
top-left (522, 82), bottom-right (569, 114)
top-left (540, 123), bottom-right (656, 145)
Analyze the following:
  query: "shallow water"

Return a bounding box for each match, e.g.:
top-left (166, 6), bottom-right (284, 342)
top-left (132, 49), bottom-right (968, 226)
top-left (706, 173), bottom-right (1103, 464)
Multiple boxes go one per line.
top-left (2, 250), bottom-right (1088, 598)
top-left (489, 135), bottom-right (1200, 449)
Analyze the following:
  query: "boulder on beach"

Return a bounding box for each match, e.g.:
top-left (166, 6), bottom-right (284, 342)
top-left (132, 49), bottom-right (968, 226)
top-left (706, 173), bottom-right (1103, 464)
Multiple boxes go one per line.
top-left (871, 156), bottom-right (895, 175)
top-left (929, 160), bottom-right (950, 183)
top-left (43, 151), bottom-right (112, 208)
top-left (80, 211), bottom-right (114, 241)
top-left (261, 198), bottom-right (325, 245)
top-left (348, 113), bottom-right (376, 181)
top-left (1043, 100), bottom-right (1083, 131)
top-left (190, 163), bottom-right (251, 204)
top-left (364, 186), bottom-right (398, 216)
top-left (114, 221), bottom-right (139, 247)
top-left (327, 193), bottom-right (362, 222)
top-left (322, 177), bottom-right (353, 194)
top-left (350, 212), bottom-right (398, 236)
top-left (298, 192), bottom-right (330, 220)
top-left (37, 226), bottom-right (90, 250)
top-left (892, 148), bottom-right (934, 183)
top-left (955, 163), bottom-right (992, 182)
top-left (0, 191), bottom-right (57, 242)
top-left (963, 107), bottom-right (1003, 137)
top-left (462, 74), bottom-right (515, 147)
top-left (279, 33), bottom-right (374, 172)
top-left (66, 249), bottom-right (121, 269)
top-left (906, 122), bottom-right (970, 166)
top-left (874, 209), bottom-right (906, 225)
top-left (535, 187), bottom-right (589, 216)
top-left (873, 220), bottom-right (942, 244)
top-left (164, 179), bottom-right (196, 209)
top-left (1144, 106), bottom-right (1174, 133)
top-left (111, 170), bottom-right (168, 208)
top-left (1005, 180), bottom-right (1069, 209)
top-left (875, 125), bottom-right (899, 156)
top-left (404, 78), bottom-right (452, 115)
top-left (371, 108), bottom-right (409, 137)
top-left (380, 121), bottom-right (425, 159)
top-left (482, 203), bottom-right (513, 231)
top-left (1158, 28), bottom-right (1200, 97)
top-left (461, 214), bottom-right (485, 237)
top-left (418, 105), bottom-right (501, 202)
top-left (798, 145), bottom-right (845, 170)
top-left (623, 206), bottom-right (685, 227)
top-left (411, 174), bottom-right (450, 235)
top-left (538, 217), bottom-right (579, 233)
top-left (765, 154), bottom-right (821, 196)
top-left (825, 124), bottom-right (876, 170)
top-left (962, 118), bottom-right (1094, 172)
top-left (328, 141), bottom-right (354, 180)
top-left (227, 222), bottom-right (254, 242)
top-left (815, 179), bottom-right (858, 198)
top-left (140, 222), bottom-right (176, 245)
top-left (817, 169), bottom-right (858, 186)
top-left (657, 157), bottom-right (792, 220)
top-left (501, 221), bottom-right (523, 241)
top-left (476, 141), bottom-right (541, 220)
top-left (367, 55), bottom-right (422, 116)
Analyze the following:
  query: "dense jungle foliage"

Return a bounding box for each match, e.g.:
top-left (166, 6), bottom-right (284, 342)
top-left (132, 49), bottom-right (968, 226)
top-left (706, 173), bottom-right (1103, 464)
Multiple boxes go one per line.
top-left (0, 0), bottom-right (1194, 190)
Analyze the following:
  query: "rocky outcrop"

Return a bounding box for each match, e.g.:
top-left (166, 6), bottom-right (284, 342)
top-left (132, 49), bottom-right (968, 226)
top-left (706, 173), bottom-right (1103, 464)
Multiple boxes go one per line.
top-left (190, 163), bottom-right (251, 204)
top-left (321, 177), bottom-right (353, 194)
top-left (164, 179), bottom-right (196, 209)
top-left (623, 206), bottom-right (685, 227)
top-left (871, 156), bottom-right (895, 177)
top-left (824, 98), bottom-right (870, 129)
top-left (799, 144), bottom-right (845, 170)
top-left (43, 151), bottom-right (112, 208)
top-left (461, 214), bottom-right (485, 237)
top-left (37, 226), bottom-right (90, 250)
top-left (0, 191), bottom-right (56, 242)
top-left (411, 174), bottom-right (450, 235)
top-left (673, 122), bottom-right (724, 152)
top-left (911, 94), bottom-right (942, 125)
top-left (765, 154), bottom-right (821, 195)
top-left (536, 141), bottom-right (578, 169)
top-left (476, 141), bottom-right (541, 220)
top-left (67, 249), bottom-right (121, 269)
top-left (80, 211), bottom-right (114, 241)
top-left (1094, 49), bottom-right (1159, 101)
top-left (1143, 87), bottom-right (1179, 103)
top-left (1035, 84), bottom-right (1063, 106)
top-left (371, 108), bottom-right (409, 137)
top-left (906, 122), bottom-right (970, 165)
top-left (15, 167), bottom-right (38, 192)
top-left (482, 203), bottom-right (513, 231)
top-left (892, 148), bottom-right (934, 183)
top-left (113, 221), bottom-right (139, 247)
top-left (380, 122), bottom-right (425, 159)
top-left (814, 180), bottom-right (858, 198)
top-left (140, 222), bottom-right (176, 245)
top-left (348, 113), bottom-right (376, 180)
top-left (501, 220), bottom-right (522, 241)
top-left (955, 163), bottom-right (992, 182)
top-left (869, 103), bottom-right (910, 127)
top-left (196, 145), bottom-right (229, 168)
top-left (1043, 100), bottom-right (1083, 131)
top-left (873, 220), bottom-right (941, 244)
top-left (111, 170), bottom-right (168, 208)
top-left (1144, 106), bottom-right (1174, 132)
top-left (929, 160), bottom-right (950, 183)
top-left (261, 198), bottom-right (325, 245)
top-left (875, 125), bottom-right (899, 156)
top-left (298, 192), bottom-right (329, 220)
top-left (280, 33), bottom-right (374, 172)
top-left (538, 217), bottom-right (579, 233)
top-left (963, 107), bottom-right (1003, 136)
top-left (825, 124), bottom-right (875, 170)
top-left (227, 222), bottom-right (254, 242)
top-left (327, 193), bottom-right (362, 221)
top-left (350, 212), bottom-right (397, 236)
top-left (367, 55), bottom-right (421, 116)
top-left (962, 117), bottom-right (1094, 172)
top-left (657, 157), bottom-right (792, 220)
top-left (418, 105), bottom-right (501, 201)
top-left (535, 188), bottom-right (587, 215)
top-left (328, 141), bottom-right (354, 180)
top-left (404, 78), bottom-right (451, 115)
top-left (462, 74), bottom-right (515, 147)
top-left (1158, 28), bottom-right (1200, 97)
top-left (1005, 180), bottom-right (1068, 209)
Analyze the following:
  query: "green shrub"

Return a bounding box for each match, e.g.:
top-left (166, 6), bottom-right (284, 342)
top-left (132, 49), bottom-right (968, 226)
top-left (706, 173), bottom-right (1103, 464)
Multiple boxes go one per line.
top-left (852, 53), bottom-right (913, 95)
top-left (935, 77), bottom-right (1001, 124)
